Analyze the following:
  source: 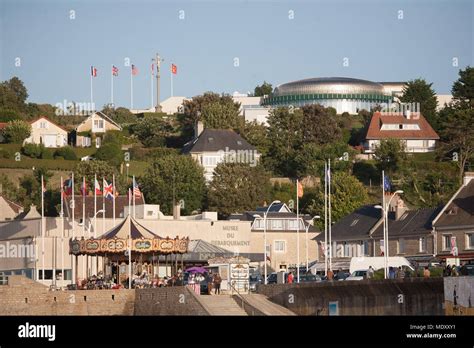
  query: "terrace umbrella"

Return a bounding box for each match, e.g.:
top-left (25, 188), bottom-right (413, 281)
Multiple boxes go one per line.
top-left (185, 266), bottom-right (207, 274)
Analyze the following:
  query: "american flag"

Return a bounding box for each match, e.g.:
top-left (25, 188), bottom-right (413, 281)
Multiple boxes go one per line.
top-left (133, 177), bottom-right (142, 198)
top-left (112, 65), bottom-right (119, 76)
top-left (131, 64), bottom-right (138, 76)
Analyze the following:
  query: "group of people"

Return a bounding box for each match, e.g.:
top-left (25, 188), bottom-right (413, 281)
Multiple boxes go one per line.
top-left (188, 272), bottom-right (222, 295)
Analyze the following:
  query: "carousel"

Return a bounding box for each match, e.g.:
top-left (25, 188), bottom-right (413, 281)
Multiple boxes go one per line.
top-left (69, 215), bottom-right (189, 288)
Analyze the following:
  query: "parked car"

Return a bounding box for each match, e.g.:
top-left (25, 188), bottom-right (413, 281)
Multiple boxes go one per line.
top-left (345, 270), bottom-right (367, 281)
top-left (249, 274), bottom-right (263, 291)
top-left (299, 274), bottom-right (322, 283)
top-left (335, 272), bottom-right (351, 281)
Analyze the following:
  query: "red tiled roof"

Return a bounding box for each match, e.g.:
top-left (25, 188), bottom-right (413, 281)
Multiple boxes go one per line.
top-left (365, 112), bottom-right (439, 140)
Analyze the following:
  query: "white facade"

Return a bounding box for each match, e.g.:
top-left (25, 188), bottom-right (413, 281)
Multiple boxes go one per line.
top-left (24, 117), bottom-right (68, 148)
top-left (365, 139), bottom-right (437, 153)
top-left (242, 107), bottom-right (270, 125)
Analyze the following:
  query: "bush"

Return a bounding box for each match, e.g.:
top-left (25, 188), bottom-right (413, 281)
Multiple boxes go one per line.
top-left (95, 143), bottom-right (123, 167)
top-left (0, 148), bottom-right (13, 159)
top-left (54, 146), bottom-right (77, 160)
top-left (22, 143), bottom-right (44, 158)
top-left (41, 148), bottom-right (54, 159)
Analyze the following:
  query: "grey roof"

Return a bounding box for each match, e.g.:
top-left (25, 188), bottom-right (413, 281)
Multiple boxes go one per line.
top-left (187, 239), bottom-right (233, 254)
top-left (434, 180), bottom-right (474, 229)
top-left (274, 77), bottom-right (386, 96)
top-left (315, 205), bottom-right (382, 241)
top-left (182, 129), bottom-right (256, 154)
top-left (255, 203), bottom-right (289, 213)
top-left (372, 207), bottom-right (442, 238)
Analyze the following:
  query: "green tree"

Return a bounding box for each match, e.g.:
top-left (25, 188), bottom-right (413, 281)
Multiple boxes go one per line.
top-left (3, 120), bottom-right (31, 143)
top-left (207, 163), bottom-right (270, 217)
top-left (452, 66), bottom-right (474, 109)
top-left (180, 92), bottom-right (242, 132)
top-left (374, 139), bottom-right (406, 174)
top-left (131, 116), bottom-right (172, 147)
top-left (240, 120), bottom-right (271, 157)
top-left (140, 153), bottom-right (205, 215)
top-left (399, 79), bottom-right (439, 129)
top-left (74, 161), bottom-right (116, 186)
top-left (301, 104), bottom-right (343, 145)
top-left (95, 143), bottom-right (123, 167)
top-left (266, 107), bottom-right (303, 177)
top-left (0, 77), bottom-right (28, 111)
top-left (254, 81), bottom-right (273, 97)
top-left (439, 108), bottom-right (474, 184)
top-left (306, 172), bottom-right (368, 223)
top-left (101, 106), bottom-right (137, 124)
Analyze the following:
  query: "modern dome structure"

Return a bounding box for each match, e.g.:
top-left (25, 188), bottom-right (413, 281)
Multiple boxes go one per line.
top-left (262, 77), bottom-right (393, 114)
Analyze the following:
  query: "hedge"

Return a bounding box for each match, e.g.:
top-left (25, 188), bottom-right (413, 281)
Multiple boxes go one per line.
top-left (0, 158), bottom-right (76, 170)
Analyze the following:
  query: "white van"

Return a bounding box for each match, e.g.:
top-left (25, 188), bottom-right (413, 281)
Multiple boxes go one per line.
top-left (349, 256), bottom-right (414, 274)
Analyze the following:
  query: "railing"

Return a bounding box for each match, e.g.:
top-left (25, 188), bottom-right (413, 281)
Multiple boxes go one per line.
top-left (229, 281), bottom-right (265, 316)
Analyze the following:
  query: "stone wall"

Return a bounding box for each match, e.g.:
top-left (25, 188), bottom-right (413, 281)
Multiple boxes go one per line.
top-left (257, 278), bottom-right (444, 315)
top-left (0, 276), bottom-right (135, 315)
top-left (444, 276), bottom-right (474, 315)
top-left (134, 286), bottom-right (208, 315)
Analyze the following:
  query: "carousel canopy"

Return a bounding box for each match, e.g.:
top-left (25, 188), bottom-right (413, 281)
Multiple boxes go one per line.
top-left (69, 215), bottom-right (189, 256)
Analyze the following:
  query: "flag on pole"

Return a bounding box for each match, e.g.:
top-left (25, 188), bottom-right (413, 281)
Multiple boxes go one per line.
top-left (103, 179), bottom-right (114, 199)
top-left (133, 177), bottom-right (142, 198)
top-left (80, 179), bottom-right (87, 196)
top-left (297, 180), bottom-right (304, 198)
top-left (320, 241), bottom-right (326, 256)
top-left (131, 64), bottom-right (138, 76)
top-left (63, 177), bottom-right (73, 197)
top-left (171, 64), bottom-right (177, 75)
top-left (112, 65), bottom-right (119, 76)
top-left (383, 175), bottom-right (391, 193)
top-left (95, 178), bottom-right (102, 195)
top-left (91, 66), bottom-right (97, 77)
top-left (380, 239), bottom-right (385, 256)
top-left (42, 178), bottom-right (47, 193)
top-left (151, 63), bottom-right (155, 76)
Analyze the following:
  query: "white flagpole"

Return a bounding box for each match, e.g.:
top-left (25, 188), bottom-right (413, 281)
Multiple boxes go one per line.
top-left (60, 176), bottom-right (64, 286)
top-left (382, 170), bottom-right (387, 279)
top-left (328, 159), bottom-right (332, 272)
top-left (71, 173), bottom-right (75, 285)
top-left (41, 175), bottom-right (45, 282)
top-left (171, 68), bottom-right (173, 97)
top-left (132, 175), bottom-right (136, 219)
top-left (94, 174), bottom-right (97, 238)
top-left (102, 178), bottom-right (105, 234)
top-left (111, 65), bottom-right (114, 105)
top-left (112, 174), bottom-right (116, 227)
top-left (82, 176), bottom-right (86, 279)
top-left (90, 72), bottom-right (93, 107)
top-left (128, 188), bottom-right (132, 289)
top-left (324, 161), bottom-right (328, 277)
top-left (296, 179), bottom-right (300, 283)
top-left (130, 66), bottom-right (133, 110)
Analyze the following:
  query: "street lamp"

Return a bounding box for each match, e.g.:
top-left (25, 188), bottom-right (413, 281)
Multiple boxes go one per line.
top-left (126, 163), bottom-right (130, 178)
top-left (305, 215), bottom-right (320, 272)
top-left (375, 190), bottom-right (403, 279)
top-left (253, 200), bottom-right (281, 285)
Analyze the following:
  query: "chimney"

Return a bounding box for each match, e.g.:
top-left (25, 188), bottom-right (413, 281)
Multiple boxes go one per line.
top-left (173, 203), bottom-right (181, 220)
top-left (463, 172), bottom-right (474, 186)
top-left (194, 121), bottom-right (204, 139)
top-left (395, 198), bottom-right (407, 221)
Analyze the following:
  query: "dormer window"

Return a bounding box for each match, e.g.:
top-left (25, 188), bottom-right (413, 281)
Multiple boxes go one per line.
top-left (208, 137), bottom-right (214, 142)
top-left (237, 140), bottom-right (242, 145)
top-left (350, 219), bottom-right (359, 227)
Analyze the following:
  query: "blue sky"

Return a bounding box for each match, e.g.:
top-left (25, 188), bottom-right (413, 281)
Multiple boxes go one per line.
top-left (1, 0), bottom-right (473, 109)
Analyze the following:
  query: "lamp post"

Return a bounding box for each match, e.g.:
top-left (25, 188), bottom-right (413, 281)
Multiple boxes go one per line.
top-left (375, 190), bottom-right (403, 279)
top-left (254, 200), bottom-right (281, 285)
top-left (126, 163), bottom-right (130, 178)
top-left (305, 215), bottom-right (320, 272)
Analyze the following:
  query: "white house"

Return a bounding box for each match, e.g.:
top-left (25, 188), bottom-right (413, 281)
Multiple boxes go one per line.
top-left (24, 117), bottom-right (68, 148)
top-left (75, 111), bottom-right (121, 147)
top-left (363, 111), bottom-right (440, 153)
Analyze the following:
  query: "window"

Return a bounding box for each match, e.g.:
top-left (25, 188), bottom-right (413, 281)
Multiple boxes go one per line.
top-left (146, 210), bottom-right (154, 216)
top-left (39, 121), bottom-right (48, 129)
top-left (288, 219), bottom-right (298, 230)
top-left (466, 233), bottom-right (474, 249)
top-left (270, 219), bottom-right (283, 230)
top-left (253, 219), bottom-right (264, 230)
top-left (419, 237), bottom-right (427, 252)
top-left (93, 119), bottom-right (104, 129)
top-left (397, 238), bottom-right (405, 254)
top-left (399, 124), bottom-right (403, 130)
top-left (443, 235), bottom-right (452, 251)
top-left (274, 240), bottom-right (286, 253)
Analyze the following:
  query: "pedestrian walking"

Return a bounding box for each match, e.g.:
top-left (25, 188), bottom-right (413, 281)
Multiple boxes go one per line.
top-left (423, 267), bottom-right (431, 278)
top-left (367, 266), bottom-right (374, 279)
top-left (327, 269), bottom-right (334, 281)
top-left (287, 271), bottom-right (294, 284)
top-left (213, 273), bottom-right (222, 295)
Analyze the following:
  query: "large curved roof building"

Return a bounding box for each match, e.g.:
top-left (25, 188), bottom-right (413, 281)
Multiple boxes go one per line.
top-left (262, 77), bottom-right (394, 114)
